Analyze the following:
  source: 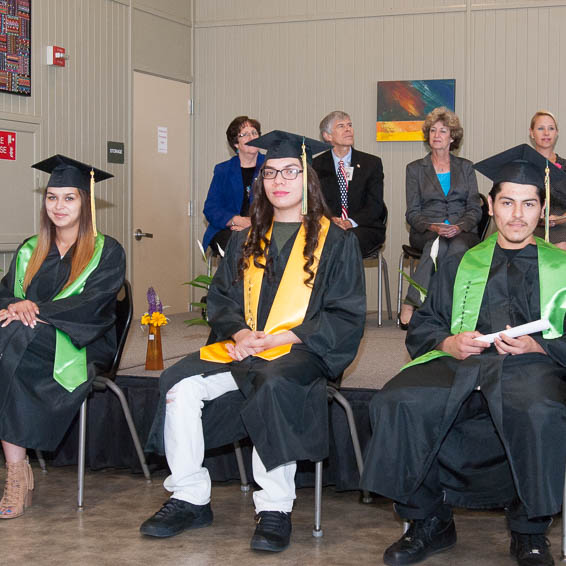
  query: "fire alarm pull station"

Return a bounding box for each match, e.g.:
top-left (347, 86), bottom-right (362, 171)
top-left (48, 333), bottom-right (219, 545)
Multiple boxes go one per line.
top-left (46, 46), bottom-right (67, 67)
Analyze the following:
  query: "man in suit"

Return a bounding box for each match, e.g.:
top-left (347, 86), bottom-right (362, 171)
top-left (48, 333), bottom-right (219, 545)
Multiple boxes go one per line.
top-left (312, 111), bottom-right (386, 255)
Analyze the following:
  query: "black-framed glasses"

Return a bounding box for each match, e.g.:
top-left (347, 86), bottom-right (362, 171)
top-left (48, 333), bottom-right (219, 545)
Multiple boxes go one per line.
top-left (262, 167), bottom-right (303, 180)
top-left (238, 130), bottom-right (259, 139)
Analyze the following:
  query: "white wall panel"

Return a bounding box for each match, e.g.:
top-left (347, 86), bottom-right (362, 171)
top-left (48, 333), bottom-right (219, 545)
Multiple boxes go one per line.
top-left (0, 0), bottom-right (130, 271)
top-left (193, 0), bottom-right (566, 310)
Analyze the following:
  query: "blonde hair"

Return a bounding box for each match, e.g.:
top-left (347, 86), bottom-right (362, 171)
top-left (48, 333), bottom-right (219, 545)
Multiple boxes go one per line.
top-left (530, 110), bottom-right (558, 131)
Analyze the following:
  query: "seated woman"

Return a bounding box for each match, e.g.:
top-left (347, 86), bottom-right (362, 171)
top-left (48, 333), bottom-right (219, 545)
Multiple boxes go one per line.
top-left (140, 131), bottom-right (366, 552)
top-left (530, 110), bottom-right (566, 248)
top-left (0, 155), bottom-right (125, 519)
top-left (399, 107), bottom-right (481, 328)
top-left (202, 115), bottom-right (265, 253)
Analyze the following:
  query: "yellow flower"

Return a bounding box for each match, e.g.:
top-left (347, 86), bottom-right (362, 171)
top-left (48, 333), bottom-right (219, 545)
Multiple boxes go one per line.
top-left (150, 312), bottom-right (168, 326)
top-left (141, 313), bottom-right (151, 325)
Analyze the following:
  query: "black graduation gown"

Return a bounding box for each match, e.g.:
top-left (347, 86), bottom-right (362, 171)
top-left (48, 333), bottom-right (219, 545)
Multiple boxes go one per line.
top-left (361, 244), bottom-right (566, 518)
top-left (145, 222), bottom-right (366, 471)
top-left (0, 236), bottom-right (126, 451)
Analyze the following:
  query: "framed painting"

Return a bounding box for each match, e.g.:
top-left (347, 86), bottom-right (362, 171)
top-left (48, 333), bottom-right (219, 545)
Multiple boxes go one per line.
top-left (376, 79), bottom-right (455, 142)
top-left (0, 0), bottom-right (31, 96)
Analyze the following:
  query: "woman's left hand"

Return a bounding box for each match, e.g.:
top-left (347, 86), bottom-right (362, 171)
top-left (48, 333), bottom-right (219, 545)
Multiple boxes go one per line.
top-left (443, 224), bottom-right (461, 238)
top-left (230, 216), bottom-right (251, 231)
top-left (6, 300), bottom-right (40, 328)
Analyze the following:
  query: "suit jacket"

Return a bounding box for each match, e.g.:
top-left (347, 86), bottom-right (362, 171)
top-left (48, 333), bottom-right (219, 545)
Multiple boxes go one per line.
top-left (312, 148), bottom-right (385, 234)
top-left (405, 152), bottom-right (481, 236)
top-left (202, 153), bottom-right (265, 250)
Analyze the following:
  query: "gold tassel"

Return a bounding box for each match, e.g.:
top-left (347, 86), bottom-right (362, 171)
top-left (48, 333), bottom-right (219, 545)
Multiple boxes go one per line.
top-left (90, 169), bottom-right (97, 237)
top-left (545, 161), bottom-right (550, 242)
top-left (301, 138), bottom-right (308, 215)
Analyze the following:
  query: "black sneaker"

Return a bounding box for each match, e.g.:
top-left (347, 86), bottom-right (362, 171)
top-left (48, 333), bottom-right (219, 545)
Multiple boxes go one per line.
top-left (383, 515), bottom-right (457, 566)
top-left (250, 511), bottom-right (292, 552)
top-left (140, 498), bottom-right (213, 538)
top-left (510, 532), bottom-right (554, 566)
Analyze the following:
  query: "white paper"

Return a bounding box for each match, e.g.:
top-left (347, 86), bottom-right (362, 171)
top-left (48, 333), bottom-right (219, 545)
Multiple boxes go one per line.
top-left (157, 126), bottom-right (168, 154)
top-left (473, 319), bottom-right (550, 344)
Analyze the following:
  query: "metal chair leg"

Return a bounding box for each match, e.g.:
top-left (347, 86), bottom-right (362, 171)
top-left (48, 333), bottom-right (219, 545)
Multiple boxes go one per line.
top-left (234, 441), bottom-right (250, 493)
top-left (35, 450), bottom-right (47, 473)
top-left (378, 252), bottom-right (384, 327)
top-left (397, 252), bottom-right (405, 324)
top-left (331, 390), bottom-right (372, 504)
top-left (312, 460), bottom-right (323, 538)
top-left (381, 254), bottom-right (392, 320)
top-left (97, 377), bottom-right (151, 482)
top-left (77, 398), bottom-right (87, 509)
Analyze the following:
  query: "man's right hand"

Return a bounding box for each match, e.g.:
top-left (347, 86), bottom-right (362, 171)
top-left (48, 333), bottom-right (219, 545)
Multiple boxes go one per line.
top-left (438, 331), bottom-right (490, 360)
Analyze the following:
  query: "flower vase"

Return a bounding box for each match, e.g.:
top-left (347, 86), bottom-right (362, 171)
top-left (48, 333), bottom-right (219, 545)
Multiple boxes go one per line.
top-left (145, 323), bottom-right (164, 370)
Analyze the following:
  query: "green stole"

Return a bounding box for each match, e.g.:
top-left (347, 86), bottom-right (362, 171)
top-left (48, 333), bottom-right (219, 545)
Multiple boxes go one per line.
top-left (402, 232), bottom-right (566, 370)
top-left (14, 233), bottom-right (105, 392)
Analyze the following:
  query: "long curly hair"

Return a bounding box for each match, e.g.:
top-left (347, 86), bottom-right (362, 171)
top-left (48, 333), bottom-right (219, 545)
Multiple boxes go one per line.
top-left (237, 162), bottom-right (331, 287)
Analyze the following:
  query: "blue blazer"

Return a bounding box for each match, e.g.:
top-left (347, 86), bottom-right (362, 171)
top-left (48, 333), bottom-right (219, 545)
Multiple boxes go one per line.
top-left (202, 153), bottom-right (265, 250)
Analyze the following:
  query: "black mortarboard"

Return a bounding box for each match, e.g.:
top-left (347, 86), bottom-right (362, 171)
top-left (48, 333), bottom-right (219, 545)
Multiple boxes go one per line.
top-left (32, 154), bottom-right (114, 237)
top-left (246, 130), bottom-right (330, 163)
top-left (473, 144), bottom-right (566, 188)
top-left (31, 154), bottom-right (113, 193)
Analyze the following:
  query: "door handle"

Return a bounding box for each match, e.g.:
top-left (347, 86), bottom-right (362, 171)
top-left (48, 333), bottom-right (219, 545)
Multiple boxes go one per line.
top-left (134, 228), bottom-right (154, 241)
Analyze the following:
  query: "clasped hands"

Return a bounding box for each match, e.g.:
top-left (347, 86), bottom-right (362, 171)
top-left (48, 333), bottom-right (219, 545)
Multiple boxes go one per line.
top-left (225, 328), bottom-right (299, 362)
top-left (331, 217), bottom-right (352, 230)
top-left (439, 326), bottom-right (546, 360)
top-left (429, 223), bottom-right (461, 238)
top-left (0, 300), bottom-right (45, 328)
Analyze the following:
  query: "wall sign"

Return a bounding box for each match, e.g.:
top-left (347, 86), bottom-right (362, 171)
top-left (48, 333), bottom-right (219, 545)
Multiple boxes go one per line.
top-left (107, 141), bottom-right (125, 164)
top-left (0, 131), bottom-right (16, 160)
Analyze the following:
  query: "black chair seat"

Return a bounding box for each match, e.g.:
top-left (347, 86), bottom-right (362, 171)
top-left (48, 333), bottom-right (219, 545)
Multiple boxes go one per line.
top-left (401, 245), bottom-right (422, 260)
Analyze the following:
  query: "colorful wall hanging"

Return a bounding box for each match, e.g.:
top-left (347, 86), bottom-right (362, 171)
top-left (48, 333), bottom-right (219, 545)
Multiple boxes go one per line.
top-left (376, 79), bottom-right (455, 142)
top-left (0, 0), bottom-right (31, 96)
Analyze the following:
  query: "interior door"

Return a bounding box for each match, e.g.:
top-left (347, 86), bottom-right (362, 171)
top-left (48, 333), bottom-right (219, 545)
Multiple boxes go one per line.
top-left (132, 72), bottom-right (191, 315)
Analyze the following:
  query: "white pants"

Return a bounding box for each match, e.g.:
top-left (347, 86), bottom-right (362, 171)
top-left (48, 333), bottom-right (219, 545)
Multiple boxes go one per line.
top-left (163, 370), bottom-right (297, 513)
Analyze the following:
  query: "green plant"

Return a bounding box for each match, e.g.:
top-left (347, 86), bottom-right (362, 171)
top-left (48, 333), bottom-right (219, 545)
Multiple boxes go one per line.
top-left (183, 240), bottom-right (222, 327)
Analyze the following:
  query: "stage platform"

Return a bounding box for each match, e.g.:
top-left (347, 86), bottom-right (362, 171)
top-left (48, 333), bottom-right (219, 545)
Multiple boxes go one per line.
top-left (48, 375), bottom-right (377, 491)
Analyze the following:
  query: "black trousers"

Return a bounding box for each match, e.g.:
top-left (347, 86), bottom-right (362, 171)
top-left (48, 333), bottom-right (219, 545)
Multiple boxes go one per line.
top-left (395, 392), bottom-right (552, 535)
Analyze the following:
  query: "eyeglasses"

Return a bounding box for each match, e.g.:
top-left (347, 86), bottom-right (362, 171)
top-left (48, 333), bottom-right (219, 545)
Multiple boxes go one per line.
top-left (261, 168), bottom-right (303, 180)
top-left (238, 130), bottom-right (259, 139)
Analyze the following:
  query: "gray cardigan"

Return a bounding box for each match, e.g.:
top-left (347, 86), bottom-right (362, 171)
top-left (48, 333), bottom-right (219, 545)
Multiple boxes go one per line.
top-left (405, 152), bottom-right (482, 234)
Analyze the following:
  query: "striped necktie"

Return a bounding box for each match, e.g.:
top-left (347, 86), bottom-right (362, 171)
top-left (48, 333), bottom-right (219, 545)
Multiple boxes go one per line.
top-left (338, 160), bottom-right (349, 220)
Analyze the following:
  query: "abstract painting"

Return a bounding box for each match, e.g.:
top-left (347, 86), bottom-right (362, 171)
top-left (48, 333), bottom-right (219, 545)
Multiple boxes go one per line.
top-left (0, 0), bottom-right (31, 96)
top-left (376, 79), bottom-right (455, 141)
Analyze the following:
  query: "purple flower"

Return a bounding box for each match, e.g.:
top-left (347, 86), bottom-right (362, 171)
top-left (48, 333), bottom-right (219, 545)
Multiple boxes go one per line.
top-left (147, 286), bottom-right (163, 315)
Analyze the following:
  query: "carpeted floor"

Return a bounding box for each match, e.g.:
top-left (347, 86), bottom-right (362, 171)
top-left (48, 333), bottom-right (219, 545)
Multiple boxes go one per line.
top-left (118, 313), bottom-right (410, 390)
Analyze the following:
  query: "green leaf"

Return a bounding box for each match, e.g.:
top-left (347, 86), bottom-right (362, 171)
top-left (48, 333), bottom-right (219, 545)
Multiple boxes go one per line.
top-left (185, 282), bottom-right (209, 290)
top-left (192, 275), bottom-right (213, 285)
top-left (399, 270), bottom-right (428, 302)
top-left (184, 318), bottom-right (210, 327)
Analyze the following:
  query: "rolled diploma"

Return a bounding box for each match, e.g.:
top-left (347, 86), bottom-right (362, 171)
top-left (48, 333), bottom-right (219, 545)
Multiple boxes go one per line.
top-left (473, 319), bottom-right (550, 344)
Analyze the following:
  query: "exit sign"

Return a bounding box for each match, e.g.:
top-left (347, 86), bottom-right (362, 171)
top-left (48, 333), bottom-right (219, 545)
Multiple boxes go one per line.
top-left (0, 131), bottom-right (16, 160)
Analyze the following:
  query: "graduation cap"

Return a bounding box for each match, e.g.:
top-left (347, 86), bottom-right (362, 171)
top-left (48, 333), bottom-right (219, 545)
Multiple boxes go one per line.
top-left (474, 144), bottom-right (566, 242)
top-left (246, 130), bottom-right (331, 214)
top-left (473, 144), bottom-right (565, 188)
top-left (32, 154), bottom-right (114, 237)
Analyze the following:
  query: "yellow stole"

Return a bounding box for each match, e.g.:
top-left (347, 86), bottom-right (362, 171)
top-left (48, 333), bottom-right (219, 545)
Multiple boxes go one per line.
top-left (200, 216), bottom-right (330, 363)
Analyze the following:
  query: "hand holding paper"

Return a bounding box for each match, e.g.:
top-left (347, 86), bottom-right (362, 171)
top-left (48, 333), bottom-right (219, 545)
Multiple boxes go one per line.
top-left (473, 319), bottom-right (550, 344)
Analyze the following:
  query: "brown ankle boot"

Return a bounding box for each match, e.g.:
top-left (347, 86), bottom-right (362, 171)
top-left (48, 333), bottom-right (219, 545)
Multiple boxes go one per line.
top-left (0, 456), bottom-right (34, 519)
